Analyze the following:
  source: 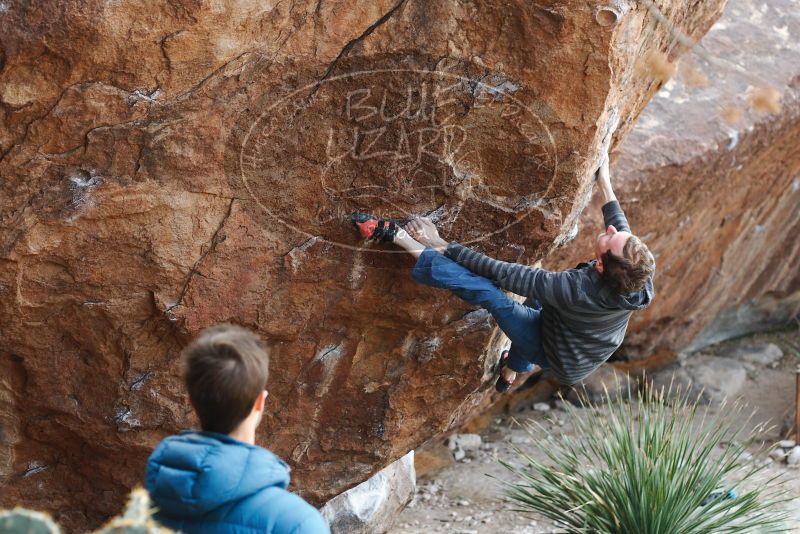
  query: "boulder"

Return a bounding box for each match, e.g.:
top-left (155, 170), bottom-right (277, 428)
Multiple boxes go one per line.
top-left (683, 356), bottom-right (748, 403)
top-left (647, 365), bottom-right (700, 402)
top-left (413, 442), bottom-right (454, 478)
top-left (0, 0), bottom-right (725, 528)
top-left (546, 0), bottom-right (800, 359)
top-left (726, 343), bottom-right (784, 366)
top-left (321, 451), bottom-right (415, 534)
top-left (566, 364), bottom-right (633, 404)
top-left (650, 356), bottom-right (747, 405)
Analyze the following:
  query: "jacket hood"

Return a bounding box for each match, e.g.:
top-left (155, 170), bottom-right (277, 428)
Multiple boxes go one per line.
top-left (584, 261), bottom-right (654, 311)
top-left (145, 431), bottom-right (290, 518)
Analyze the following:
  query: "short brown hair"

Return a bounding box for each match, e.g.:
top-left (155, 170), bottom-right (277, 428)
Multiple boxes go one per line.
top-left (182, 324), bottom-right (269, 434)
top-left (601, 235), bottom-right (655, 294)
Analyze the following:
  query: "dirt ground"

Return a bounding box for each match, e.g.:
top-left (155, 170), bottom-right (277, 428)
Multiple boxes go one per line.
top-left (390, 326), bottom-right (800, 533)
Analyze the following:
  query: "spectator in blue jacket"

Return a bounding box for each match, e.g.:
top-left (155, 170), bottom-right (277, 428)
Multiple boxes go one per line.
top-left (144, 324), bottom-right (330, 534)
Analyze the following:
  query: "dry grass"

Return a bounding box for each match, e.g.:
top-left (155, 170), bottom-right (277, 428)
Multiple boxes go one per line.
top-left (747, 85), bottom-right (782, 114)
top-left (719, 103), bottom-right (744, 125)
top-left (639, 51), bottom-right (678, 83)
top-left (679, 61), bottom-right (709, 88)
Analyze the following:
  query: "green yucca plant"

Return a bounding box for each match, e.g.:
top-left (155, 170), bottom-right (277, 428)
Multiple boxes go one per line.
top-left (498, 383), bottom-right (791, 533)
top-left (92, 488), bottom-right (175, 534)
top-left (0, 508), bottom-right (61, 534)
top-left (0, 488), bottom-right (174, 534)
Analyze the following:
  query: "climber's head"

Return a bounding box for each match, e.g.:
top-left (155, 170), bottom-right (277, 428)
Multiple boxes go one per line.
top-left (595, 225), bottom-right (655, 294)
top-left (182, 324), bottom-right (270, 438)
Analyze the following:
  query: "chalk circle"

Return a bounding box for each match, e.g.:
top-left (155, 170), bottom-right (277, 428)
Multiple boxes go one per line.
top-left (238, 68), bottom-right (558, 253)
top-left (595, 1), bottom-right (630, 27)
top-left (596, 8), bottom-right (620, 26)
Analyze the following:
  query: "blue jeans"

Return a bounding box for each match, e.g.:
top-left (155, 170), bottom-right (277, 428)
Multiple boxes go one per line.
top-left (412, 248), bottom-right (548, 373)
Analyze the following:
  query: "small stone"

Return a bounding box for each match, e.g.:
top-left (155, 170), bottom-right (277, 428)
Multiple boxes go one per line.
top-left (786, 446), bottom-right (800, 466)
top-left (457, 499), bottom-right (470, 506)
top-left (533, 402), bottom-right (551, 412)
top-left (778, 440), bottom-right (796, 449)
top-left (554, 399), bottom-right (570, 411)
top-left (449, 511), bottom-right (458, 517)
top-left (446, 433), bottom-right (483, 451)
top-left (769, 448), bottom-right (788, 462)
top-left (453, 446), bottom-right (466, 461)
top-left (510, 435), bottom-right (533, 445)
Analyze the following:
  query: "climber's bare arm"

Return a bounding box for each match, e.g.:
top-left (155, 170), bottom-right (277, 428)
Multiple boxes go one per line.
top-left (405, 218), bottom-right (448, 251)
top-left (385, 218), bottom-right (448, 259)
top-left (393, 229), bottom-right (427, 259)
top-left (595, 151), bottom-right (617, 204)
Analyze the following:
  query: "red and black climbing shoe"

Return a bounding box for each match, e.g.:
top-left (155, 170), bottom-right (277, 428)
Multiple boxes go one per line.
top-left (495, 349), bottom-right (513, 393)
top-left (351, 212), bottom-right (400, 243)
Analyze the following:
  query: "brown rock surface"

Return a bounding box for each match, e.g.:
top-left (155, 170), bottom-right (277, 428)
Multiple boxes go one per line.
top-left (0, 0), bottom-right (724, 527)
top-left (546, 0), bottom-right (800, 358)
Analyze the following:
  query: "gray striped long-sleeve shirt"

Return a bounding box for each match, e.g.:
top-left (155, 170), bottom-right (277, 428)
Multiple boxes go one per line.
top-left (445, 201), bottom-right (654, 385)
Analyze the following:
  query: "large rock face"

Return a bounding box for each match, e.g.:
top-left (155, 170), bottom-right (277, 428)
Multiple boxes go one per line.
top-left (0, 0), bottom-right (724, 528)
top-left (547, 0), bottom-right (800, 358)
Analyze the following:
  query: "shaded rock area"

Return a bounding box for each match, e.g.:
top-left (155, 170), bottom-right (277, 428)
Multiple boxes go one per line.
top-left (0, 0), bottom-right (725, 528)
top-left (546, 0), bottom-right (800, 360)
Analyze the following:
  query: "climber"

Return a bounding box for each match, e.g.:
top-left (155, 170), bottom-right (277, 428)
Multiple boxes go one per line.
top-left (352, 151), bottom-right (655, 392)
top-left (144, 324), bottom-right (330, 534)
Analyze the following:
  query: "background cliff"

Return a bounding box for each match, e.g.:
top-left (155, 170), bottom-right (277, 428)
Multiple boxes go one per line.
top-left (546, 0), bottom-right (800, 360)
top-left (0, 0), bottom-right (724, 528)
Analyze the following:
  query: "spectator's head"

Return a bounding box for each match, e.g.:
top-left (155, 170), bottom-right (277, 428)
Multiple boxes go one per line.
top-left (182, 324), bottom-right (269, 437)
top-left (595, 225), bottom-right (655, 294)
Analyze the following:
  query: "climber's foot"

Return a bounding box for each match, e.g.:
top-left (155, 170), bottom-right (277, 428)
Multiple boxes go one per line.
top-left (495, 350), bottom-right (517, 393)
top-left (351, 212), bottom-right (400, 243)
top-left (502, 366), bottom-right (518, 385)
top-left (405, 217), bottom-right (449, 250)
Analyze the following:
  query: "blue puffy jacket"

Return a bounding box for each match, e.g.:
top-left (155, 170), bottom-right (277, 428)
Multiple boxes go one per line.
top-left (145, 431), bottom-right (330, 534)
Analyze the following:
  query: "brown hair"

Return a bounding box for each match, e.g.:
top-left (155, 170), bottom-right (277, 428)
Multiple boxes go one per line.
top-left (601, 235), bottom-right (655, 294)
top-left (182, 324), bottom-right (269, 434)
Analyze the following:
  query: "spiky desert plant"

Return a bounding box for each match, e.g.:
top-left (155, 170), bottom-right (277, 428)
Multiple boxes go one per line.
top-left (92, 488), bottom-right (175, 534)
top-left (498, 384), bottom-right (791, 533)
top-left (0, 508), bottom-right (61, 534)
